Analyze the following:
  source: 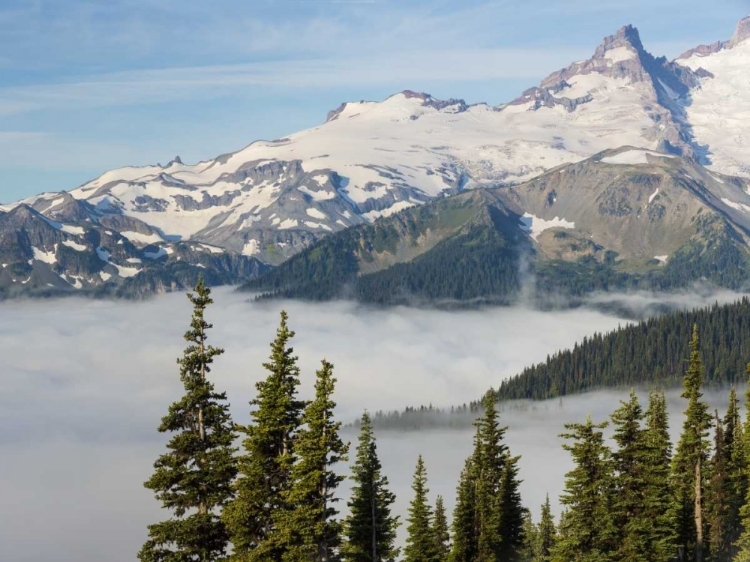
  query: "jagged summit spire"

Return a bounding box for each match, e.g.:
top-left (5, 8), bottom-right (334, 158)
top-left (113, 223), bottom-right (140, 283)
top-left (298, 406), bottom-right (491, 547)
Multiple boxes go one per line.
top-left (730, 15), bottom-right (750, 46)
top-left (595, 24), bottom-right (645, 55)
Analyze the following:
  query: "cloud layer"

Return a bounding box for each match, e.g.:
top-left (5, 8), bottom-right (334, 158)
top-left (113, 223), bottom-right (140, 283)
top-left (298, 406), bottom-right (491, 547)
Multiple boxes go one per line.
top-left (0, 289), bottom-right (744, 560)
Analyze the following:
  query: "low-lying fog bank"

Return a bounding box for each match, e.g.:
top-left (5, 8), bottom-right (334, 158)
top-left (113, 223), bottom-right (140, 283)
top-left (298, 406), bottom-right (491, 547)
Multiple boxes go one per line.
top-left (0, 288), bottom-right (745, 561)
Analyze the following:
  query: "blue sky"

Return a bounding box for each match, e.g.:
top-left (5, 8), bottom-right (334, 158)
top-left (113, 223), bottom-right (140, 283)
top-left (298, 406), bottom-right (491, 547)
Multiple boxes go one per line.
top-left (0, 0), bottom-right (747, 202)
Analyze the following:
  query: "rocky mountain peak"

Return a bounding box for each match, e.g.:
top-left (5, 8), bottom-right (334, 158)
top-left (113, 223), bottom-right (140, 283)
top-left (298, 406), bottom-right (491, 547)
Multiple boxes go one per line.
top-left (594, 24), bottom-right (644, 58)
top-left (678, 15), bottom-right (750, 59)
top-left (399, 90), bottom-right (468, 113)
top-left (730, 15), bottom-right (750, 47)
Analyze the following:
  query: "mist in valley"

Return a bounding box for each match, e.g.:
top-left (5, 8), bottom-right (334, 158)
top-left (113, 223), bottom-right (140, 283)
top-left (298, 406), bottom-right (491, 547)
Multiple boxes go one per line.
top-left (1, 288), bottom-right (747, 561)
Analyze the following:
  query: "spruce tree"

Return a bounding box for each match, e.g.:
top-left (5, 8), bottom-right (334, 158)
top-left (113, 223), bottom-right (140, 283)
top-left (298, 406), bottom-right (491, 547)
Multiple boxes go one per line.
top-left (707, 411), bottom-right (729, 560)
top-left (722, 387), bottom-right (745, 556)
top-left (537, 495), bottom-right (556, 562)
top-left (433, 495), bottom-right (451, 561)
top-left (550, 416), bottom-right (615, 562)
top-left (223, 311), bottom-right (305, 562)
top-left (341, 412), bottom-right (399, 562)
top-left (643, 390), bottom-right (677, 562)
top-left (475, 391), bottom-right (508, 561)
top-left (609, 390), bottom-right (651, 562)
top-left (671, 325), bottom-right (712, 562)
top-left (497, 453), bottom-right (525, 561)
top-left (404, 455), bottom-right (440, 562)
top-left (449, 457), bottom-right (478, 562)
top-left (518, 510), bottom-right (537, 562)
top-left (273, 360), bottom-right (349, 562)
top-left (733, 369), bottom-right (750, 560)
top-left (139, 279), bottom-right (237, 562)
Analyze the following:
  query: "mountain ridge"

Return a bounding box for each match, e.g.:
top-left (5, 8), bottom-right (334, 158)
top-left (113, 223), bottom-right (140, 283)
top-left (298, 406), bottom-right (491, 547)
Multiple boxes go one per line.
top-left (242, 147), bottom-right (750, 305)
top-left (1, 16), bottom-right (749, 298)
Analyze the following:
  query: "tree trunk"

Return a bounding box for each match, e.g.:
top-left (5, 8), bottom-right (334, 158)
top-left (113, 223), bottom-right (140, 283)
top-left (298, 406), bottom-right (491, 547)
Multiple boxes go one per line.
top-left (321, 411), bottom-right (329, 562)
top-left (371, 476), bottom-right (377, 562)
top-left (695, 458), bottom-right (703, 562)
top-left (197, 333), bottom-right (206, 516)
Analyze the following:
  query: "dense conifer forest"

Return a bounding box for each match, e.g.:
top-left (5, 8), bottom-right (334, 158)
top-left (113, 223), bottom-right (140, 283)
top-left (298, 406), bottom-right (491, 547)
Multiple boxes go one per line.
top-left (140, 282), bottom-right (750, 561)
top-left (497, 298), bottom-right (750, 401)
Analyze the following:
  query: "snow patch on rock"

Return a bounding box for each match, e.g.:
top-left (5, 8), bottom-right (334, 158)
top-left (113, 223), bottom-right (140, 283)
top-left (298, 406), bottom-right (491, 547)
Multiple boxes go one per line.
top-left (519, 213), bottom-right (576, 241)
top-left (601, 150), bottom-right (675, 165)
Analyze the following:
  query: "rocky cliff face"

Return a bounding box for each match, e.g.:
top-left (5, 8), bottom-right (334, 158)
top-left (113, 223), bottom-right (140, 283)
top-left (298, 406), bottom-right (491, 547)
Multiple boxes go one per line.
top-left (0, 203), bottom-right (268, 299)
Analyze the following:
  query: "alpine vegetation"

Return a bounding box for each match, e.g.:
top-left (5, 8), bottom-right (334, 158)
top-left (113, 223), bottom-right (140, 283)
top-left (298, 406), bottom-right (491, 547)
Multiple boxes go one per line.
top-left (141, 280), bottom-right (750, 561)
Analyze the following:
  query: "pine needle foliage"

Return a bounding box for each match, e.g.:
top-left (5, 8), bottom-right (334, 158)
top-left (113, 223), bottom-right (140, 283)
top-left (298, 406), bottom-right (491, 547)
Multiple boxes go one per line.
top-left (139, 279), bottom-right (237, 562)
top-left (670, 325), bottom-right (712, 562)
top-left (341, 412), bottom-right (400, 562)
top-left (433, 496), bottom-right (451, 561)
top-left (551, 416), bottom-right (615, 562)
top-left (404, 455), bottom-right (440, 562)
top-left (274, 360), bottom-right (349, 562)
top-left (223, 310), bottom-right (306, 562)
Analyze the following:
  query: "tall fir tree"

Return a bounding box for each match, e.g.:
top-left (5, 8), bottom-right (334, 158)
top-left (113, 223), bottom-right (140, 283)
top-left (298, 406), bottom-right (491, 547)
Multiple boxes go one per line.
top-left (223, 311), bottom-right (306, 562)
top-left (671, 325), bottom-right (712, 562)
top-left (733, 367), bottom-right (750, 561)
top-left (139, 279), bottom-right (237, 562)
top-left (722, 387), bottom-right (745, 557)
top-left (643, 390), bottom-right (677, 562)
top-left (341, 412), bottom-right (400, 562)
top-left (536, 495), bottom-right (556, 562)
top-left (707, 411), bottom-right (729, 561)
top-left (404, 455), bottom-right (440, 562)
top-left (433, 495), bottom-right (451, 561)
top-left (550, 416), bottom-right (615, 562)
top-left (519, 511), bottom-right (537, 562)
top-left (273, 360), bottom-right (349, 562)
top-left (609, 390), bottom-right (651, 562)
top-left (475, 391), bottom-right (509, 561)
top-left (497, 453), bottom-right (525, 561)
top-left (449, 456), bottom-right (479, 562)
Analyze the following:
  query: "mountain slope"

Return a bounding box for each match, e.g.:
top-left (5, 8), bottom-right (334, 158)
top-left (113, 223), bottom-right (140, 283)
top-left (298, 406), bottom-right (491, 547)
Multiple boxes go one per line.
top-left (3, 20), bottom-right (747, 255)
top-left (495, 297), bottom-right (750, 402)
top-left (0, 17), bottom-right (748, 299)
top-left (0, 200), bottom-right (268, 299)
top-left (242, 148), bottom-right (750, 304)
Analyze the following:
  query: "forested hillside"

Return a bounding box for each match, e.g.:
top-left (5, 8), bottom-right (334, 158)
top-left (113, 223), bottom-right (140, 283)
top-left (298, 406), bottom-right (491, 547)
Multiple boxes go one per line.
top-left (497, 298), bottom-right (750, 401)
top-left (141, 281), bottom-right (750, 562)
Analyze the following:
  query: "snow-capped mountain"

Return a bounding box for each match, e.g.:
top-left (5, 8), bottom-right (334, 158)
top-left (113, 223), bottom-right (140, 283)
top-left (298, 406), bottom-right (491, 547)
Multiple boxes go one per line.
top-left (243, 147), bottom-right (750, 305)
top-left (0, 16), bottom-right (749, 297)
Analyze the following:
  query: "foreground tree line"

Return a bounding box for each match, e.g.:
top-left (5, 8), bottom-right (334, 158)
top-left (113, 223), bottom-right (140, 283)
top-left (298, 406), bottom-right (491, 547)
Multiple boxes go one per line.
top-left (140, 281), bottom-right (750, 561)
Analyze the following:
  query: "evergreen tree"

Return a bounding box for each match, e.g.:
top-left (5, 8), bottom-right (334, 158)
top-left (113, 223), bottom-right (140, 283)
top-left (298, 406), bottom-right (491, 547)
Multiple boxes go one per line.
top-left (550, 416), bottom-right (615, 562)
top-left (274, 360), bottom-right (349, 562)
top-left (433, 495), bottom-right (451, 561)
top-left (671, 325), bottom-right (712, 562)
top-left (643, 390), bottom-right (677, 562)
top-left (449, 457), bottom-right (478, 562)
top-left (518, 510), bottom-right (537, 562)
top-left (404, 455), bottom-right (440, 562)
top-left (475, 391), bottom-right (509, 561)
top-left (497, 453), bottom-right (525, 561)
top-left (733, 368), bottom-right (750, 560)
top-left (707, 411), bottom-right (729, 560)
top-left (341, 412), bottom-right (399, 562)
top-left (139, 279), bottom-right (237, 562)
top-left (223, 311), bottom-right (306, 562)
top-left (609, 390), bottom-right (651, 562)
top-left (536, 495), bottom-right (556, 562)
top-left (722, 387), bottom-right (745, 556)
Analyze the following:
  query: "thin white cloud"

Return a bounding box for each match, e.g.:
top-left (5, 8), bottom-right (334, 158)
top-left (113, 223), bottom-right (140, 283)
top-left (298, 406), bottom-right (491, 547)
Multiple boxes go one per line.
top-left (0, 47), bottom-right (586, 117)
